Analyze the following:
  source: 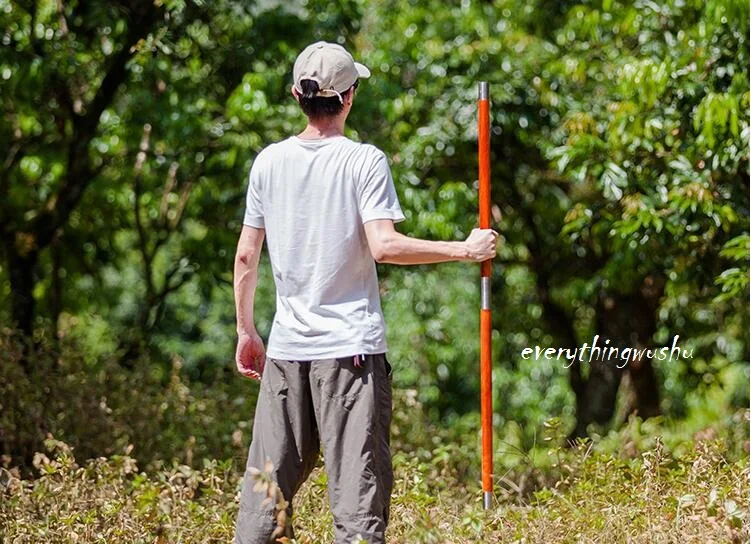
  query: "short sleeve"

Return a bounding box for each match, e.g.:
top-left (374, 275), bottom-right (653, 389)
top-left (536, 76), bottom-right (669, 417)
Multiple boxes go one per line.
top-left (243, 159), bottom-right (265, 228)
top-left (358, 151), bottom-right (405, 224)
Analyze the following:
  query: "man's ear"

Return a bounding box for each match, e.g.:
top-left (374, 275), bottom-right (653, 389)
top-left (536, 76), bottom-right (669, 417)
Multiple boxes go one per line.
top-left (343, 87), bottom-right (355, 106)
top-left (291, 85), bottom-right (301, 103)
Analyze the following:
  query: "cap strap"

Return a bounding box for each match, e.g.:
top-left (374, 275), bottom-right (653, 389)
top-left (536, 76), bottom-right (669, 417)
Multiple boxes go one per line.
top-left (325, 89), bottom-right (344, 104)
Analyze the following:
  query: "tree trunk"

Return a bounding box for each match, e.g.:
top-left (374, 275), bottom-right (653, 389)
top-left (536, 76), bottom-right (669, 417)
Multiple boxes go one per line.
top-left (568, 275), bottom-right (664, 441)
top-left (3, 233), bottom-right (39, 372)
top-left (4, 235), bottom-right (38, 338)
top-left (50, 231), bottom-right (63, 345)
top-left (625, 275), bottom-right (664, 419)
top-left (628, 356), bottom-right (661, 419)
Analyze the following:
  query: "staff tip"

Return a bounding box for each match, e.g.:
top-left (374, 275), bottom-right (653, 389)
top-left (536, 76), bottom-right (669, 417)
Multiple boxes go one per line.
top-left (478, 81), bottom-right (489, 100)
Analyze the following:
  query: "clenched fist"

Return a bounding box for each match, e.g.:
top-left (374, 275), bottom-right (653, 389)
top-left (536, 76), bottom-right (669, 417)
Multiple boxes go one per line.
top-left (236, 330), bottom-right (266, 380)
top-left (464, 228), bottom-right (499, 262)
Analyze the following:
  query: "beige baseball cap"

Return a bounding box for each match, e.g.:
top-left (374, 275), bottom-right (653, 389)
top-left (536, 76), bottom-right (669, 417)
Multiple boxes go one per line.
top-left (293, 41), bottom-right (371, 102)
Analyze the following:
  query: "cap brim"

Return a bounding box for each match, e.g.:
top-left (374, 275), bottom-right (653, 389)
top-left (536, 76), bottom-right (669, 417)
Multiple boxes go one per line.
top-left (354, 62), bottom-right (371, 79)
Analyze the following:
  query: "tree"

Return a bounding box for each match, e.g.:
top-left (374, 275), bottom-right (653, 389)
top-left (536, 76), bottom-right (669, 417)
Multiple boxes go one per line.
top-left (357, 0), bottom-right (748, 438)
top-left (1, 0), bottom-right (747, 442)
top-left (0, 0), bottom-right (363, 370)
top-left (1, 0), bottom-right (163, 348)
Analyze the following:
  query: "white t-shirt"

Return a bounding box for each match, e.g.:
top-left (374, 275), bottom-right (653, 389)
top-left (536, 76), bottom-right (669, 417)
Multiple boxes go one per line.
top-left (243, 135), bottom-right (405, 360)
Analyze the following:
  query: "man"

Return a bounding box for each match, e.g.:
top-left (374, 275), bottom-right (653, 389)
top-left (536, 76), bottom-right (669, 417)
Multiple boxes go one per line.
top-left (233, 41), bottom-right (498, 544)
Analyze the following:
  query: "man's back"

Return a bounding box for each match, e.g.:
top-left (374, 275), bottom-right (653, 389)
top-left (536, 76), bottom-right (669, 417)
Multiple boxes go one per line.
top-left (243, 136), bottom-right (404, 360)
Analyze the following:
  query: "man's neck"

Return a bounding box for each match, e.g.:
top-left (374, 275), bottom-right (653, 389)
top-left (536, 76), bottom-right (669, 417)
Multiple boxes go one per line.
top-left (297, 116), bottom-right (347, 140)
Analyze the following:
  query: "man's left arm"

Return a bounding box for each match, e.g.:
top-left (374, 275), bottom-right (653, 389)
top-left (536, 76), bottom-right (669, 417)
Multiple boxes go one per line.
top-left (234, 225), bottom-right (266, 380)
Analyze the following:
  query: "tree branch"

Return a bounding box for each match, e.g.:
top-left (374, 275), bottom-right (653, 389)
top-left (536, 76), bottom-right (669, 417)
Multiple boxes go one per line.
top-left (32, 0), bottom-right (163, 249)
top-left (133, 123), bottom-right (155, 301)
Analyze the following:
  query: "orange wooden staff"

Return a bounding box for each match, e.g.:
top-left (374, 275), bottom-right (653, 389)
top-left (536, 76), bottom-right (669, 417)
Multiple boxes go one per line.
top-left (478, 81), bottom-right (493, 510)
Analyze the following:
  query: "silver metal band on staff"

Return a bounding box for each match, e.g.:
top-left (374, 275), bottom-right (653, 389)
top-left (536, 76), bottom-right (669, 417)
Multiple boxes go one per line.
top-left (484, 490), bottom-right (492, 510)
top-left (481, 277), bottom-right (491, 310)
top-left (479, 81), bottom-right (489, 100)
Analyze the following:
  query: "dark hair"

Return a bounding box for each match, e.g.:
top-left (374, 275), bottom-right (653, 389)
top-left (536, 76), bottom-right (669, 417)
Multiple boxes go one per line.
top-left (297, 79), bottom-right (358, 119)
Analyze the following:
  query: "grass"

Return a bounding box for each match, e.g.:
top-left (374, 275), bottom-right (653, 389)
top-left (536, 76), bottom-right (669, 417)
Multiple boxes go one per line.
top-left (1, 332), bottom-right (748, 542)
top-left (1, 419), bottom-right (748, 544)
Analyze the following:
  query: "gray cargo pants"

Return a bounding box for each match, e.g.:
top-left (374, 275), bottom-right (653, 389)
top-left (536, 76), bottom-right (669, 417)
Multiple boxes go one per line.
top-left (234, 354), bottom-right (393, 544)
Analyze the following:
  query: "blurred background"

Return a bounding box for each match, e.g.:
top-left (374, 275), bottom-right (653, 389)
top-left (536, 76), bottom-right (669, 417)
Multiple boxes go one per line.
top-left (0, 0), bottom-right (748, 478)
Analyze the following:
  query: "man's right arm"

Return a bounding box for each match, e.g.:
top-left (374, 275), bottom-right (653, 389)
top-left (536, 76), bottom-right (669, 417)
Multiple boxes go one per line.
top-left (234, 225), bottom-right (266, 379)
top-left (363, 219), bottom-right (498, 265)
